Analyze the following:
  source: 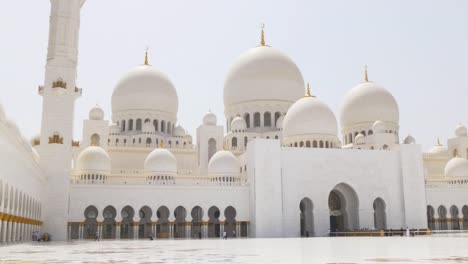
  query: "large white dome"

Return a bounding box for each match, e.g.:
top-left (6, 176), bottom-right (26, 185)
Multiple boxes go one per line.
top-left (76, 146), bottom-right (111, 173)
top-left (144, 149), bottom-right (177, 175)
top-left (283, 96), bottom-right (338, 139)
top-left (445, 157), bottom-right (468, 178)
top-left (112, 65), bottom-right (178, 115)
top-left (340, 82), bottom-right (399, 128)
top-left (208, 150), bottom-right (240, 176)
top-left (224, 46), bottom-right (304, 107)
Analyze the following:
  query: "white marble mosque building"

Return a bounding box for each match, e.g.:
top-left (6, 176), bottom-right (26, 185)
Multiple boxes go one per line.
top-left (1, 0), bottom-right (468, 242)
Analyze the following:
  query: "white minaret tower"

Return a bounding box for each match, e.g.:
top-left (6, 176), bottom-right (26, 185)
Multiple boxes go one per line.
top-left (38, 0), bottom-right (86, 240)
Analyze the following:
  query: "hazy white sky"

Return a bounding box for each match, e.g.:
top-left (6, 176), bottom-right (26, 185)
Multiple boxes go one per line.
top-left (1, 0), bottom-right (467, 151)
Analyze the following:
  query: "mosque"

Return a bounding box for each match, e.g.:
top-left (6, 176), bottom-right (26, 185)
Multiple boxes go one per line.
top-left (0, 0), bottom-right (467, 242)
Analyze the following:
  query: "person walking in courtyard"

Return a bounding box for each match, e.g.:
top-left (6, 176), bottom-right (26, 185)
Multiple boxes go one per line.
top-left (223, 231), bottom-right (227, 240)
top-left (95, 232), bottom-right (100, 241)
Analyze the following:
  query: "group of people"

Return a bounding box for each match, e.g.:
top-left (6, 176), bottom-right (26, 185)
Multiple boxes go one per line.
top-left (32, 231), bottom-right (50, 242)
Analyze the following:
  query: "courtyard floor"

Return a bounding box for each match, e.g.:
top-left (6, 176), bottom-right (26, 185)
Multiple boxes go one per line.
top-left (1, 234), bottom-right (468, 263)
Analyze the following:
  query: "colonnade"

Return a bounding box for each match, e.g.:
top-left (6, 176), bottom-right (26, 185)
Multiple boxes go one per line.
top-left (69, 221), bottom-right (249, 240)
top-left (0, 213), bottom-right (42, 243)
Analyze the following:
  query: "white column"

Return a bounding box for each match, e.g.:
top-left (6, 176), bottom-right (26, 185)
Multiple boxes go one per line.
top-left (12, 222), bottom-right (17, 242)
top-left (115, 223), bottom-right (121, 239)
top-left (0, 220), bottom-right (3, 242)
top-left (133, 224), bottom-right (138, 239)
top-left (67, 224), bottom-right (71, 240)
top-left (236, 222), bottom-right (241, 238)
top-left (220, 223), bottom-right (224, 238)
top-left (78, 225), bottom-right (82, 240)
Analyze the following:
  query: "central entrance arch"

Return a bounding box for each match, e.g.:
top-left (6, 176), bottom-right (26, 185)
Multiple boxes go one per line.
top-left (328, 183), bottom-right (359, 232)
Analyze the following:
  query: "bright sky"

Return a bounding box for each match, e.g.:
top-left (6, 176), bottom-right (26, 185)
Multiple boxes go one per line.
top-left (1, 0), bottom-right (467, 151)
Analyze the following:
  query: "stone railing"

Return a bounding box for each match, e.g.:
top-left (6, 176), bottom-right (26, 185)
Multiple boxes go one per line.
top-left (71, 173), bottom-right (248, 187)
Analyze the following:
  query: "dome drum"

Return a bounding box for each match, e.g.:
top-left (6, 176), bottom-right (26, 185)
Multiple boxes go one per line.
top-left (283, 135), bottom-right (339, 148)
top-left (225, 103), bottom-right (290, 132)
top-left (113, 112), bottom-right (177, 136)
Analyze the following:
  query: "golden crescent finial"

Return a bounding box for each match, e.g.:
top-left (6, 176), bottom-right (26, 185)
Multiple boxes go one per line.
top-left (260, 23), bottom-right (266, 46)
top-left (144, 47), bottom-right (149, 65)
top-left (364, 65), bottom-right (369, 82)
top-left (304, 82), bottom-right (315, 98)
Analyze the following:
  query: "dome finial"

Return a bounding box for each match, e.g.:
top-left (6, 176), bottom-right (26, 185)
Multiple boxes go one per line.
top-left (364, 65), bottom-right (369, 82)
top-left (304, 82), bottom-right (315, 98)
top-left (454, 148), bottom-right (459, 157)
top-left (144, 46), bottom-right (149, 65)
top-left (260, 23), bottom-right (266, 46)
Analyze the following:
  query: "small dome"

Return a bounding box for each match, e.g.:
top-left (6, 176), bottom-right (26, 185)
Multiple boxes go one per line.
top-left (144, 149), bottom-right (177, 175)
top-left (283, 96), bottom-right (338, 139)
top-left (231, 116), bottom-right (246, 131)
top-left (142, 121), bottom-right (154, 133)
top-left (455, 124), bottom-right (467, 137)
top-left (109, 123), bottom-right (120, 134)
top-left (174, 125), bottom-right (185, 137)
top-left (208, 150), bottom-right (240, 176)
top-left (276, 115), bottom-right (284, 129)
top-left (76, 146), bottom-right (111, 173)
top-left (340, 82), bottom-right (399, 129)
top-left (372, 120), bottom-right (386, 134)
top-left (111, 65), bottom-right (178, 116)
top-left (355, 134), bottom-right (365, 145)
top-left (224, 46), bottom-right (304, 108)
top-left (445, 157), bottom-right (468, 178)
top-left (429, 143), bottom-right (448, 154)
top-left (403, 135), bottom-right (416, 144)
top-left (89, 105), bottom-right (104, 120)
top-left (203, 111), bottom-right (217, 126)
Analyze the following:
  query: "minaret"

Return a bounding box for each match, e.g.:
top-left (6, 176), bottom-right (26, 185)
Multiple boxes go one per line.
top-left (38, 0), bottom-right (86, 241)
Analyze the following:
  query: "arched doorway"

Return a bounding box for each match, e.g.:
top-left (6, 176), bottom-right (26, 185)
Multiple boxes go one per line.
top-left (156, 206), bottom-right (170, 238)
top-left (102, 206), bottom-right (116, 239)
top-left (438, 205), bottom-right (448, 230)
top-left (373, 198), bottom-right (387, 230)
top-left (450, 205), bottom-right (460, 230)
top-left (328, 183), bottom-right (359, 232)
top-left (299, 198), bottom-right (313, 237)
top-left (463, 205), bottom-right (468, 230)
top-left (191, 206), bottom-right (203, 238)
top-left (427, 206), bottom-right (436, 230)
top-left (138, 206), bottom-right (152, 238)
top-left (84, 206), bottom-right (98, 239)
top-left (224, 206), bottom-right (237, 238)
top-left (208, 206), bottom-right (220, 238)
top-left (174, 206), bottom-right (187, 238)
top-left (120, 206), bottom-right (135, 239)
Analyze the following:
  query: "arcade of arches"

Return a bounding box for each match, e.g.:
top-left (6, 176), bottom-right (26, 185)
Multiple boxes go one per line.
top-left (300, 183), bottom-right (389, 237)
top-left (69, 205), bottom-right (248, 239)
top-left (427, 205), bottom-right (468, 230)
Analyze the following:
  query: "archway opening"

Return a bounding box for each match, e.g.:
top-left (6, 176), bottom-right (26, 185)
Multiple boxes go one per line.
top-left (224, 206), bottom-right (237, 237)
top-left (191, 206), bottom-right (203, 238)
top-left (463, 205), bottom-right (468, 230)
top-left (102, 206), bottom-right (116, 239)
top-left (328, 183), bottom-right (359, 232)
top-left (120, 206), bottom-right (135, 239)
top-left (299, 198), bottom-right (314, 237)
top-left (438, 206), bottom-right (448, 230)
top-left (156, 206), bottom-right (170, 238)
top-left (174, 206), bottom-right (187, 238)
top-left (138, 206), bottom-right (153, 238)
top-left (373, 198), bottom-right (387, 230)
top-left (450, 205), bottom-right (460, 230)
top-left (427, 206), bottom-right (435, 230)
top-left (84, 206), bottom-right (98, 239)
top-left (208, 206), bottom-right (220, 238)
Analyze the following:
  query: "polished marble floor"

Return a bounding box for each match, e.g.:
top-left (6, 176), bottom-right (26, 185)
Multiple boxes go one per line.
top-left (1, 234), bottom-right (468, 263)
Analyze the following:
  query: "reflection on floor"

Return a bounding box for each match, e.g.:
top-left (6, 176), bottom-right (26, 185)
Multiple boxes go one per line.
top-left (1, 234), bottom-right (468, 264)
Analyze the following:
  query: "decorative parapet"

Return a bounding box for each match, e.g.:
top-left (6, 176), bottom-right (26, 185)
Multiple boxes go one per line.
top-left (49, 133), bottom-right (63, 144)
